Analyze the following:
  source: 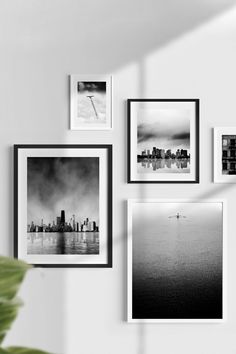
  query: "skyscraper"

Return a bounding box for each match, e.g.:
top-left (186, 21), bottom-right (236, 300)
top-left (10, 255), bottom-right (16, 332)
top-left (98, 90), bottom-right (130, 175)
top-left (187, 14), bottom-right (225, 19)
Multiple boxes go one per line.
top-left (166, 149), bottom-right (171, 158)
top-left (160, 149), bottom-right (165, 159)
top-left (60, 210), bottom-right (65, 225)
top-left (73, 214), bottom-right (76, 231)
top-left (181, 149), bottom-right (188, 158)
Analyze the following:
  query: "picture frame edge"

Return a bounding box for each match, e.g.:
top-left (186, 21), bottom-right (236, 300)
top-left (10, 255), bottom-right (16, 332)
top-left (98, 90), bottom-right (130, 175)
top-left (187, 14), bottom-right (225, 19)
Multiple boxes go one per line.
top-left (13, 144), bottom-right (113, 268)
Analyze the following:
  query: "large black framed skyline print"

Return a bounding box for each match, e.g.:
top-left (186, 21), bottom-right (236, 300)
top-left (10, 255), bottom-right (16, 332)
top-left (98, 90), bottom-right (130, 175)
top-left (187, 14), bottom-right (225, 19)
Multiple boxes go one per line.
top-left (14, 145), bottom-right (112, 268)
top-left (128, 99), bottom-right (199, 183)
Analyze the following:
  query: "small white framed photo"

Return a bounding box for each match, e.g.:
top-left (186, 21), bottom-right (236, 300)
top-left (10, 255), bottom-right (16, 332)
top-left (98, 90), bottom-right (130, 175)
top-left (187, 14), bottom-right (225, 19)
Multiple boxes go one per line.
top-left (127, 199), bottom-right (226, 323)
top-left (214, 127), bottom-right (236, 183)
top-left (70, 75), bottom-right (112, 130)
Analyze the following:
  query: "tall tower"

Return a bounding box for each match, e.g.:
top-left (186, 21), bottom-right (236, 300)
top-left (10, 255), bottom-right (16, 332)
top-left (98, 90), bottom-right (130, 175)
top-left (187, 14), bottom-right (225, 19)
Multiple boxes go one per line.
top-left (73, 214), bottom-right (76, 231)
top-left (60, 210), bottom-right (65, 225)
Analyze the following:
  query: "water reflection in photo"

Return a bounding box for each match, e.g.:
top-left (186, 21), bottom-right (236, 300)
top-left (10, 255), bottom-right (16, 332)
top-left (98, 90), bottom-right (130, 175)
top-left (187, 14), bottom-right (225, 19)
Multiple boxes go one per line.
top-left (138, 158), bottom-right (190, 173)
top-left (27, 232), bottom-right (99, 255)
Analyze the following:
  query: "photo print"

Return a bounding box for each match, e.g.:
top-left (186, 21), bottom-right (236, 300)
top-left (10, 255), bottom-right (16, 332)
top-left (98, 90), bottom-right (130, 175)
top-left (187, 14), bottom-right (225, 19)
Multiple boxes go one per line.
top-left (128, 99), bottom-right (199, 183)
top-left (27, 157), bottom-right (99, 256)
top-left (128, 200), bottom-right (225, 322)
top-left (214, 127), bottom-right (236, 183)
top-left (14, 145), bottom-right (112, 267)
top-left (222, 135), bottom-right (236, 175)
top-left (70, 75), bottom-right (112, 130)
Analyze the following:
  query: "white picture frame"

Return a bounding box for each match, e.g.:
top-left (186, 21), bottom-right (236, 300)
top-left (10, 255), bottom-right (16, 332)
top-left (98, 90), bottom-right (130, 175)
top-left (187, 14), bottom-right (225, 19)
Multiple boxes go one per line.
top-left (214, 127), bottom-right (236, 183)
top-left (70, 74), bottom-right (112, 130)
top-left (127, 199), bottom-right (226, 323)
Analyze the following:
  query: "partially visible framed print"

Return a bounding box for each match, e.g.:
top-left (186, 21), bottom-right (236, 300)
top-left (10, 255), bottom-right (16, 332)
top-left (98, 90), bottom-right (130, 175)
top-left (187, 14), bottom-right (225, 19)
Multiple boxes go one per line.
top-left (128, 99), bottom-right (199, 183)
top-left (14, 145), bottom-right (112, 268)
top-left (70, 75), bottom-right (112, 130)
top-left (214, 127), bottom-right (236, 183)
top-left (127, 199), bottom-right (226, 322)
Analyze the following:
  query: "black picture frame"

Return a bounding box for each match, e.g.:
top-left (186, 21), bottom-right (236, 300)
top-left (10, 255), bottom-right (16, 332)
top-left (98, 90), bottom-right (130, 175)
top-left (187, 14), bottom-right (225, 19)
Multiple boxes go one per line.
top-left (14, 144), bottom-right (112, 268)
top-left (127, 99), bottom-right (200, 183)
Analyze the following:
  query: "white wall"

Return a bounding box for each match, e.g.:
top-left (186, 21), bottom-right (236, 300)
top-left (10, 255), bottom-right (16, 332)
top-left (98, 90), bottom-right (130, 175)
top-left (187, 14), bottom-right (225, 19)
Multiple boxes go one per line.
top-left (1, 0), bottom-right (236, 353)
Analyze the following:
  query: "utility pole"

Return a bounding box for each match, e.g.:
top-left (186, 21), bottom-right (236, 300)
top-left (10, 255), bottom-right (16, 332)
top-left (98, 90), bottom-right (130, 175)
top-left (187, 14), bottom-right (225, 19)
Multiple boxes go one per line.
top-left (87, 95), bottom-right (99, 119)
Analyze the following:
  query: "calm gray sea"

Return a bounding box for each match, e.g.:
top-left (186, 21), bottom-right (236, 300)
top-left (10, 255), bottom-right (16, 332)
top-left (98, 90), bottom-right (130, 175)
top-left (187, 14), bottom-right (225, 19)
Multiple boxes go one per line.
top-left (132, 205), bottom-right (223, 319)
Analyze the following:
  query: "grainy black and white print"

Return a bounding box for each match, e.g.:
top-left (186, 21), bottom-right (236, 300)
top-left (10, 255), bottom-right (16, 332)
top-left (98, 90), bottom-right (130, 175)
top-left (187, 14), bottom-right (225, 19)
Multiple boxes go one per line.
top-left (27, 157), bottom-right (99, 255)
top-left (77, 81), bottom-right (106, 124)
top-left (137, 108), bottom-right (191, 173)
top-left (222, 135), bottom-right (236, 174)
top-left (132, 202), bottom-right (223, 320)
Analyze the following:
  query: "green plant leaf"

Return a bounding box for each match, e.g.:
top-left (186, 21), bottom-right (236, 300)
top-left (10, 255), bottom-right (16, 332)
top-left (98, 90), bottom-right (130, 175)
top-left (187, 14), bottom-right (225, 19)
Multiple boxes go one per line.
top-left (3, 347), bottom-right (52, 354)
top-left (0, 257), bottom-right (53, 353)
top-left (0, 348), bottom-right (10, 354)
top-left (0, 298), bottom-right (22, 344)
top-left (0, 256), bottom-right (31, 300)
top-left (0, 256), bottom-right (31, 344)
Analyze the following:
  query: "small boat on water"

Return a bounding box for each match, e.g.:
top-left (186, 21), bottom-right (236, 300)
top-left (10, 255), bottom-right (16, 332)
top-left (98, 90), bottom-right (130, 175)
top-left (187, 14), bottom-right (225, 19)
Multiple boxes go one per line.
top-left (168, 212), bottom-right (186, 219)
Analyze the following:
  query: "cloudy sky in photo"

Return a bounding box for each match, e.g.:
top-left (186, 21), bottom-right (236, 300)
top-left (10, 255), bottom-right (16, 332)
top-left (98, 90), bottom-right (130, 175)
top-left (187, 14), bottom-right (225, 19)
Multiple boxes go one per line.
top-left (27, 157), bottom-right (99, 226)
top-left (77, 81), bottom-right (106, 123)
top-left (137, 108), bottom-right (190, 154)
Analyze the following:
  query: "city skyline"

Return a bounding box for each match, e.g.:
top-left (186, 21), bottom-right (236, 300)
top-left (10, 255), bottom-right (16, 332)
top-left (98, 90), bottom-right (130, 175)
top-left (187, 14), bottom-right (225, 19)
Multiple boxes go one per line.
top-left (138, 147), bottom-right (190, 159)
top-left (28, 209), bottom-right (99, 233)
top-left (27, 157), bottom-right (99, 226)
top-left (137, 108), bottom-right (190, 154)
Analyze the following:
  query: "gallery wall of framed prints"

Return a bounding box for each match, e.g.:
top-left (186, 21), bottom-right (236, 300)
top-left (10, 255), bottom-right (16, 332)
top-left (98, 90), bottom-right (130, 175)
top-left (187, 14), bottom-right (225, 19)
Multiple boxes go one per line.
top-left (12, 71), bottom-right (231, 324)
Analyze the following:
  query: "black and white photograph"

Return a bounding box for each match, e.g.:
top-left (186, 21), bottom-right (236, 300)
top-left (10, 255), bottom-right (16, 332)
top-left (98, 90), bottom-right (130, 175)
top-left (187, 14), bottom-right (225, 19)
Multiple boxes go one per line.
top-left (14, 145), bottom-right (112, 267)
top-left (70, 75), bottom-right (112, 130)
top-left (128, 99), bottom-right (199, 183)
top-left (214, 127), bottom-right (236, 183)
top-left (127, 200), bottom-right (225, 322)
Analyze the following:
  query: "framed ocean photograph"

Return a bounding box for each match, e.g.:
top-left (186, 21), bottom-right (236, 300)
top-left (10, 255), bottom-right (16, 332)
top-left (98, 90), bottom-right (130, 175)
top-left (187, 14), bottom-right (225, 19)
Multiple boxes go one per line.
top-left (127, 199), bottom-right (226, 322)
top-left (14, 145), bottom-right (112, 267)
top-left (70, 75), bottom-right (112, 130)
top-left (214, 127), bottom-right (236, 183)
top-left (127, 99), bottom-right (199, 183)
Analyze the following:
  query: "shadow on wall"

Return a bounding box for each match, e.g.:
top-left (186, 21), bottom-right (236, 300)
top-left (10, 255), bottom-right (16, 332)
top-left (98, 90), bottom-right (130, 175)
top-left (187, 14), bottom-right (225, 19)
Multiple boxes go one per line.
top-left (4, 0), bottom-right (236, 353)
top-left (2, 0), bottom-right (235, 72)
top-left (55, 0), bottom-right (236, 72)
top-left (102, 1), bottom-right (235, 353)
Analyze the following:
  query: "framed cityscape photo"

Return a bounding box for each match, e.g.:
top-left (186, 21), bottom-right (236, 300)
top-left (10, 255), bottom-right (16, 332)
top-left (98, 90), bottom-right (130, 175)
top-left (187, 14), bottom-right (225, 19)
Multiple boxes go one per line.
top-left (70, 75), bottom-right (112, 130)
top-left (14, 145), bottom-right (112, 268)
top-left (127, 199), bottom-right (226, 323)
top-left (214, 127), bottom-right (236, 183)
top-left (128, 99), bottom-right (199, 183)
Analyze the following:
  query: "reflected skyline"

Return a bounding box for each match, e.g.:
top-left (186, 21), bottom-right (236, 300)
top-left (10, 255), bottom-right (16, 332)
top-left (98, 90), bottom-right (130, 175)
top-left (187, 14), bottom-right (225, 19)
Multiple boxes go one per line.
top-left (138, 158), bottom-right (190, 173)
top-left (27, 232), bottom-right (99, 255)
